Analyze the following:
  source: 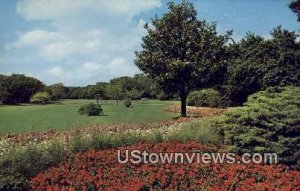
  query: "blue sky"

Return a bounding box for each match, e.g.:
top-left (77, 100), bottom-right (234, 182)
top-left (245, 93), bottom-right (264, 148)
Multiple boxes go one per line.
top-left (0, 0), bottom-right (298, 86)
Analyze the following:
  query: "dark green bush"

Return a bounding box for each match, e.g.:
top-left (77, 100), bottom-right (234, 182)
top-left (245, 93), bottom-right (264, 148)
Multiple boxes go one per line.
top-left (219, 86), bottom-right (300, 169)
top-left (78, 103), bottom-right (103, 116)
top-left (187, 89), bottom-right (223, 108)
top-left (124, 98), bottom-right (132, 107)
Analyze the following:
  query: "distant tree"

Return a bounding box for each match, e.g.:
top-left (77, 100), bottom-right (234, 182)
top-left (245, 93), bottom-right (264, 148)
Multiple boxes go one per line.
top-left (86, 85), bottom-right (98, 99)
top-left (110, 77), bottom-right (136, 93)
top-left (133, 74), bottom-right (160, 98)
top-left (126, 89), bottom-right (141, 100)
top-left (95, 82), bottom-right (109, 99)
top-left (71, 87), bottom-right (87, 99)
top-left (0, 75), bottom-right (9, 103)
top-left (0, 74), bottom-right (44, 104)
top-left (135, 1), bottom-right (231, 117)
top-left (48, 83), bottom-right (67, 100)
top-left (290, 0), bottom-right (300, 21)
top-left (106, 84), bottom-right (123, 105)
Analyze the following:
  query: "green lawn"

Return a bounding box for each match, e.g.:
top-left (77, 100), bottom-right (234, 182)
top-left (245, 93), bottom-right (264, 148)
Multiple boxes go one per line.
top-left (0, 99), bottom-right (179, 135)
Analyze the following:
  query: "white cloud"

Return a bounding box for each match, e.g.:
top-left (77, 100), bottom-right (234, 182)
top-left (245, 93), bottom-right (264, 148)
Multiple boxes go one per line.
top-left (5, 0), bottom-right (162, 85)
top-left (83, 62), bottom-right (103, 71)
top-left (107, 57), bottom-right (139, 76)
top-left (6, 30), bottom-right (65, 49)
top-left (47, 66), bottom-right (64, 77)
top-left (17, 0), bottom-right (161, 21)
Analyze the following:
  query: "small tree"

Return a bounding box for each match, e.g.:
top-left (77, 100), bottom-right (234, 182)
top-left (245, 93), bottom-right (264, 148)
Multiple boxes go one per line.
top-left (106, 84), bottom-right (123, 105)
top-left (30, 92), bottom-right (51, 104)
top-left (135, 1), bottom-right (231, 117)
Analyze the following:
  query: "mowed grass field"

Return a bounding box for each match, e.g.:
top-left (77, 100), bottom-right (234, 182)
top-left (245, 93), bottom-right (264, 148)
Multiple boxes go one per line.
top-left (0, 99), bottom-right (179, 135)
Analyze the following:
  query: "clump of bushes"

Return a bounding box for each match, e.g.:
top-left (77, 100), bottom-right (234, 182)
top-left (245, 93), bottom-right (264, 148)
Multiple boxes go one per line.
top-left (219, 86), bottom-right (300, 169)
top-left (187, 89), bottom-right (223, 108)
top-left (30, 92), bottom-right (50, 104)
top-left (78, 103), bottom-right (103, 116)
top-left (124, 98), bottom-right (132, 107)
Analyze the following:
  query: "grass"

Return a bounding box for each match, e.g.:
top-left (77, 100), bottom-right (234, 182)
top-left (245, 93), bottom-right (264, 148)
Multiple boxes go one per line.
top-left (0, 99), bottom-right (179, 135)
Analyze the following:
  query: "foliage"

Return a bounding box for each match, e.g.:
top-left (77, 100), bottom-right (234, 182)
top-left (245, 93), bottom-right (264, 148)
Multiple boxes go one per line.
top-left (0, 74), bottom-right (44, 104)
top-left (135, 1), bottom-right (231, 117)
top-left (156, 91), bottom-right (169, 100)
top-left (124, 98), bottom-right (132, 108)
top-left (166, 118), bottom-right (222, 146)
top-left (290, 0), bottom-right (300, 21)
top-left (224, 27), bottom-right (300, 105)
top-left (219, 86), bottom-right (300, 169)
top-left (65, 75), bottom-right (161, 100)
top-left (30, 141), bottom-right (300, 191)
top-left (187, 89), bottom-right (223, 108)
top-left (78, 103), bottom-right (103, 116)
top-left (105, 84), bottom-right (123, 105)
top-left (47, 83), bottom-right (67, 101)
top-left (30, 92), bottom-right (50, 104)
top-left (0, 141), bottom-right (66, 191)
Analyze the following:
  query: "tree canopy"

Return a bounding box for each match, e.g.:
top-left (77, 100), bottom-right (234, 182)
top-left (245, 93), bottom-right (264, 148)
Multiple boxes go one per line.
top-left (0, 74), bottom-right (44, 104)
top-left (224, 26), bottom-right (300, 105)
top-left (135, 1), bottom-right (231, 117)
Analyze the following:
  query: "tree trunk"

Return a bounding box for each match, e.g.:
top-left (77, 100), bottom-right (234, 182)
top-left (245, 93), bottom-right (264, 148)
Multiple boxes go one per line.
top-left (180, 94), bottom-right (187, 117)
top-left (116, 100), bottom-right (119, 105)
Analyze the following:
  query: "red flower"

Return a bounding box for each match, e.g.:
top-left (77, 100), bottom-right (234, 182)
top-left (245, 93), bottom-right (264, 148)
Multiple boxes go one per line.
top-left (29, 141), bottom-right (300, 191)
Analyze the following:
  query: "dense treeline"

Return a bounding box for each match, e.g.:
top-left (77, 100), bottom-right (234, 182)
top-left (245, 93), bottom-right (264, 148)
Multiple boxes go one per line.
top-left (64, 74), bottom-right (167, 101)
top-left (68, 74), bottom-right (168, 100)
top-left (0, 74), bottom-right (169, 104)
top-left (222, 26), bottom-right (300, 106)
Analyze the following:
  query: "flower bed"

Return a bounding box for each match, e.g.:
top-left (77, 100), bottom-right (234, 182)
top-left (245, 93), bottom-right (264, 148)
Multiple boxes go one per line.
top-left (166, 105), bottom-right (226, 117)
top-left (0, 117), bottom-right (194, 145)
top-left (30, 141), bottom-right (300, 191)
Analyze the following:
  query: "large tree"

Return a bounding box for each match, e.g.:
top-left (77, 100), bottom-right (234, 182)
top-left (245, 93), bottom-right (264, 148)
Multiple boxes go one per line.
top-left (135, 1), bottom-right (231, 117)
top-left (0, 74), bottom-right (44, 104)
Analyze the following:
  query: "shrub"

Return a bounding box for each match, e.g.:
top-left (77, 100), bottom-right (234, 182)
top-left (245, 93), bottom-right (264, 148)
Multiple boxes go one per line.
top-left (165, 118), bottom-right (222, 146)
top-left (30, 92), bottom-right (50, 104)
top-left (219, 86), bottom-right (300, 169)
top-left (78, 103), bottom-right (103, 116)
top-left (0, 141), bottom-right (66, 191)
top-left (124, 98), bottom-right (132, 107)
top-left (187, 89), bottom-right (223, 108)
